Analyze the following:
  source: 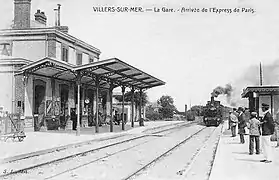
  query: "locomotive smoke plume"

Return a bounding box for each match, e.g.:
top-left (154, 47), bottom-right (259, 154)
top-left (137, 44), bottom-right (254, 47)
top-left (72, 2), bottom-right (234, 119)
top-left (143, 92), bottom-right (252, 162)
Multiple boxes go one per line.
top-left (211, 84), bottom-right (234, 106)
top-left (229, 59), bottom-right (279, 107)
top-left (211, 84), bottom-right (233, 98)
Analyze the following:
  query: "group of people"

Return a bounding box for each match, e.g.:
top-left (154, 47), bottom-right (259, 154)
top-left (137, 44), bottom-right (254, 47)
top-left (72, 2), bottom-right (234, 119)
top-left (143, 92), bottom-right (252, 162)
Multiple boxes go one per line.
top-left (228, 103), bottom-right (275, 163)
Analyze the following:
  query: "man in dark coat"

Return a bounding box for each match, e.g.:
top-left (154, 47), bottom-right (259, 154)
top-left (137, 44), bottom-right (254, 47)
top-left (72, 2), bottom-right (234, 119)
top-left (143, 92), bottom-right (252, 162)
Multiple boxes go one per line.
top-left (260, 103), bottom-right (275, 163)
top-left (238, 107), bottom-right (246, 144)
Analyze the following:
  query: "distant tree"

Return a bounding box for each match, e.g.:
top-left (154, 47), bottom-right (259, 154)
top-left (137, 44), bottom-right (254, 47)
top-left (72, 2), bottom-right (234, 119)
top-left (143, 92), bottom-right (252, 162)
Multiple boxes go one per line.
top-left (157, 95), bottom-right (177, 119)
top-left (190, 105), bottom-right (205, 116)
top-left (145, 104), bottom-right (161, 121)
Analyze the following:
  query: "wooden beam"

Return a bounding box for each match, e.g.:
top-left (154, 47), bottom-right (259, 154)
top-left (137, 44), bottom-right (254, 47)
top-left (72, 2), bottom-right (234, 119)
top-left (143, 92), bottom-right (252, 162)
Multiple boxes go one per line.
top-left (131, 87), bottom-right (135, 128)
top-left (110, 82), bottom-right (114, 132)
top-left (122, 86), bottom-right (125, 131)
top-left (95, 76), bottom-right (100, 133)
top-left (76, 72), bottom-right (81, 136)
top-left (139, 89), bottom-right (143, 126)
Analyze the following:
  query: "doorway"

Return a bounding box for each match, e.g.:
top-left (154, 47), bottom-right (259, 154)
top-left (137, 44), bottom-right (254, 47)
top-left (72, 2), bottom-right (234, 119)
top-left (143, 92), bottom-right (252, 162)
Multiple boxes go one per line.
top-left (34, 80), bottom-right (46, 131)
top-left (60, 84), bottom-right (69, 129)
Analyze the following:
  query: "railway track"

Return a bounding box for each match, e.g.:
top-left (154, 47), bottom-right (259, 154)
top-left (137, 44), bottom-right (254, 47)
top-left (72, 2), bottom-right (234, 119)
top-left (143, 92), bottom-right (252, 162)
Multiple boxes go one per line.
top-left (127, 124), bottom-right (223, 180)
top-left (41, 123), bottom-right (215, 180)
top-left (122, 126), bottom-right (208, 180)
top-left (0, 121), bottom-right (197, 179)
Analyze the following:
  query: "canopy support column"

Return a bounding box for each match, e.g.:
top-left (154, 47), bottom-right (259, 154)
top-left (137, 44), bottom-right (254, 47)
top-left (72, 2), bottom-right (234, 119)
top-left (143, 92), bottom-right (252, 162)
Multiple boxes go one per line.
top-left (139, 89), bottom-right (144, 126)
top-left (131, 87), bottom-right (135, 128)
top-left (76, 72), bottom-right (81, 136)
top-left (109, 82), bottom-right (114, 132)
top-left (95, 76), bottom-right (100, 133)
top-left (271, 94), bottom-right (274, 116)
top-left (122, 86), bottom-right (125, 130)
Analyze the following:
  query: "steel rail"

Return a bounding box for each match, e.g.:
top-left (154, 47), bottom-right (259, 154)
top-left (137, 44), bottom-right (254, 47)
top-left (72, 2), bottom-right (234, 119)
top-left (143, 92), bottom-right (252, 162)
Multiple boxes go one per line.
top-left (181, 127), bottom-right (218, 178)
top-left (45, 139), bottom-right (152, 179)
top-left (0, 121), bottom-right (196, 178)
top-left (122, 126), bottom-right (208, 180)
top-left (44, 122), bottom-right (198, 179)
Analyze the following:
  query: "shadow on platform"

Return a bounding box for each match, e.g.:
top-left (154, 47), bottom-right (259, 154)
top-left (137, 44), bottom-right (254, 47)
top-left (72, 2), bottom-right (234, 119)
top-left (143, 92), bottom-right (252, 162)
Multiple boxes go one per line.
top-left (232, 151), bottom-right (250, 155)
top-left (235, 158), bottom-right (263, 163)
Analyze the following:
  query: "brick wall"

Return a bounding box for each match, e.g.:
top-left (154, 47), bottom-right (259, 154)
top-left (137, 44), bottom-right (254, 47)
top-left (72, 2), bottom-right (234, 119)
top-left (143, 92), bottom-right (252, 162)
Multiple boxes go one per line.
top-left (14, 75), bottom-right (24, 115)
top-left (48, 39), bottom-right (56, 58)
top-left (14, 0), bottom-right (31, 29)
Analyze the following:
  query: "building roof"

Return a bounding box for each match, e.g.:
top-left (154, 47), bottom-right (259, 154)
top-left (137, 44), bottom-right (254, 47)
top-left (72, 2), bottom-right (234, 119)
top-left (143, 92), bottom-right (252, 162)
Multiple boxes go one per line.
top-left (241, 86), bottom-right (279, 98)
top-left (75, 58), bottom-right (165, 89)
top-left (16, 57), bottom-right (165, 90)
top-left (0, 28), bottom-right (101, 55)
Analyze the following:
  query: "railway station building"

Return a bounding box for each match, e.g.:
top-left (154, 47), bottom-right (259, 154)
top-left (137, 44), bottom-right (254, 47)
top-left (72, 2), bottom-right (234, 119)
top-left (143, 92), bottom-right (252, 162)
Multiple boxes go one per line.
top-left (0, 0), bottom-right (165, 134)
top-left (241, 86), bottom-right (279, 119)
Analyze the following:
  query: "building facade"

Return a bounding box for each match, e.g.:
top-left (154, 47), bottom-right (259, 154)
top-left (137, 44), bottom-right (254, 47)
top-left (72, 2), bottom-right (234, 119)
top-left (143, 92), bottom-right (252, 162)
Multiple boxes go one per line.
top-left (242, 86), bottom-right (279, 119)
top-left (0, 0), bottom-right (165, 133)
top-left (0, 0), bottom-right (102, 132)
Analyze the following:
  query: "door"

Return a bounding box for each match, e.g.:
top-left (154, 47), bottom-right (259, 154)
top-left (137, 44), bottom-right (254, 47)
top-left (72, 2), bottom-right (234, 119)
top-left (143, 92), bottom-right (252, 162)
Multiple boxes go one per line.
top-left (34, 83), bottom-right (46, 131)
top-left (60, 84), bottom-right (69, 128)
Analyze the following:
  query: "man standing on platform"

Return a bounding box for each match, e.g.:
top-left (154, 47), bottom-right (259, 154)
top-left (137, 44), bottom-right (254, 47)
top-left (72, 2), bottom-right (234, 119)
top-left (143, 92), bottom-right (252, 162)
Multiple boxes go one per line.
top-left (260, 103), bottom-right (275, 163)
top-left (238, 107), bottom-right (246, 144)
top-left (229, 111), bottom-right (238, 137)
top-left (275, 110), bottom-right (279, 148)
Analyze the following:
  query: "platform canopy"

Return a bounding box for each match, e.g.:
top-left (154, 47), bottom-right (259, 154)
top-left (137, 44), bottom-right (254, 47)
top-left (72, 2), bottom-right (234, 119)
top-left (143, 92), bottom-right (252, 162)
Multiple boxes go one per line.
top-left (74, 58), bottom-right (165, 89)
top-left (17, 57), bottom-right (77, 82)
top-left (241, 86), bottom-right (279, 98)
top-left (17, 57), bottom-right (165, 90)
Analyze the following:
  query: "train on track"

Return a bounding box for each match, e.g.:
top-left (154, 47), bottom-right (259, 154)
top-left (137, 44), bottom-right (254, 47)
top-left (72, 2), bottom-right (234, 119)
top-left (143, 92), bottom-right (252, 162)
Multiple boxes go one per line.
top-left (203, 97), bottom-right (228, 127)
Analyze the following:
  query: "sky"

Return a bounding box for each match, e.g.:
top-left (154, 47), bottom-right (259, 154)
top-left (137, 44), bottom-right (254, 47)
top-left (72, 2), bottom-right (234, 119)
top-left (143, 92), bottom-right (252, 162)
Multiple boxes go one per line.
top-left (1, 0), bottom-right (279, 111)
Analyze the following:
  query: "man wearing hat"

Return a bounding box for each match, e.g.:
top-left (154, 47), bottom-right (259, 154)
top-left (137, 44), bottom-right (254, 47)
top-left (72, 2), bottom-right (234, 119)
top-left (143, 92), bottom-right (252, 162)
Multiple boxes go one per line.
top-left (248, 112), bottom-right (261, 155)
top-left (229, 110), bottom-right (238, 137)
top-left (238, 107), bottom-right (246, 144)
top-left (275, 110), bottom-right (279, 148)
top-left (260, 103), bottom-right (275, 163)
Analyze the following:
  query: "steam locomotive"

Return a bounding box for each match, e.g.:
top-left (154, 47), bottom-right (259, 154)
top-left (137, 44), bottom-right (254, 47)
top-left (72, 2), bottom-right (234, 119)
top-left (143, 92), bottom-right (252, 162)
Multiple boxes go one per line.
top-left (203, 97), bottom-right (223, 126)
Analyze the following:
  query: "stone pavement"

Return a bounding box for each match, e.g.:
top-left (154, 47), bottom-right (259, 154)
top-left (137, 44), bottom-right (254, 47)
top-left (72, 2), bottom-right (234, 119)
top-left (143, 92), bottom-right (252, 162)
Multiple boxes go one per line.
top-left (0, 120), bottom-right (183, 161)
top-left (209, 121), bottom-right (279, 180)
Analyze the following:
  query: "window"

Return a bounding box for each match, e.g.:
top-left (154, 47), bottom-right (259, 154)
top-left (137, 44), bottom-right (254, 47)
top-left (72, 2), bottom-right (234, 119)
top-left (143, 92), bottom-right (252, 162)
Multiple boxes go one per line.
top-left (61, 46), bottom-right (68, 62)
top-left (89, 56), bottom-right (94, 63)
top-left (76, 53), bottom-right (82, 65)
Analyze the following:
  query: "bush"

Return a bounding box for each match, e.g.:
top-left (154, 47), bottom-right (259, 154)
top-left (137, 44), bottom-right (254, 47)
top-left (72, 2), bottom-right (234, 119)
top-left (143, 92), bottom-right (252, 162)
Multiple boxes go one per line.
top-left (146, 111), bottom-right (161, 121)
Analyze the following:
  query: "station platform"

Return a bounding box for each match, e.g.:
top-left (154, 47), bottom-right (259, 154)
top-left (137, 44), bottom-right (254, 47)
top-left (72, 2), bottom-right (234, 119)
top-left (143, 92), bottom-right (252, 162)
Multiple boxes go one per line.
top-left (0, 120), bottom-right (182, 162)
top-left (210, 121), bottom-right (279, 180)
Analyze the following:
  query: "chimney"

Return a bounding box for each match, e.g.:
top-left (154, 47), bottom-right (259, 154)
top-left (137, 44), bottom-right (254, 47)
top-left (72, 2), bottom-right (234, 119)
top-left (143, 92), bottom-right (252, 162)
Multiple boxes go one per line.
top-left (55, 26), bottom-right (69, 33)
top-left (34, 9), bottom-right (47, 25)
top-left (14, 0), bottom-right (31, 29)
top-left (54, 4), bottom-right (69, 33)
top-left (57, 4), bottom-right (61, 26)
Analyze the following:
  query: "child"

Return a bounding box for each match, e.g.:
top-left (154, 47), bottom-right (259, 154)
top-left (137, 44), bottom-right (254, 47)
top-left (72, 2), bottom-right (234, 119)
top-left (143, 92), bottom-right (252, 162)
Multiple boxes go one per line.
top-left (248, 112), bottom-right (261, 155)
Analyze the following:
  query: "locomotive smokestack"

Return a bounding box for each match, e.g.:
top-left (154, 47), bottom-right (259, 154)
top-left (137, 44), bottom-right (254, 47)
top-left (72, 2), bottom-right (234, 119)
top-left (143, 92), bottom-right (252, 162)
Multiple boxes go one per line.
top-left (211, 96), bottom-right (214, 103)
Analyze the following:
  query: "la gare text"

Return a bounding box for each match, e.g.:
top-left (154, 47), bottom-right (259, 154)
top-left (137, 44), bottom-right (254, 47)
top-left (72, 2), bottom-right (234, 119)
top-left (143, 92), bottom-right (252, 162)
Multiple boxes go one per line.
top-left (92, 7), bottom-right (176, 13)
top-left (92, 6), bottom-right (255, 14)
